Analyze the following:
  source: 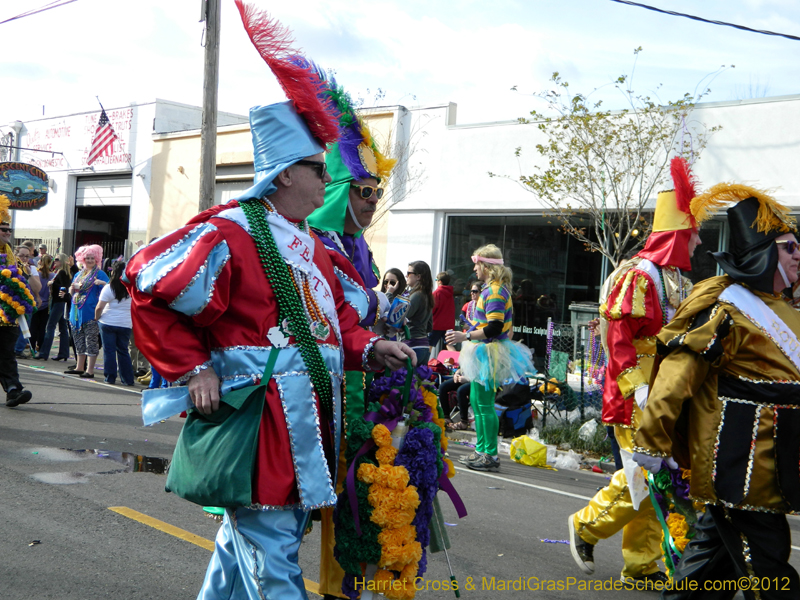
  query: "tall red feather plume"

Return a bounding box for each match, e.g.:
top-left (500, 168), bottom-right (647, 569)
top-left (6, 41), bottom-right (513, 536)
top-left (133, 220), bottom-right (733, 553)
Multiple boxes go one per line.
top-left (235, 0), bottom-right (340, 146)
top-left (670, 156), bottom-right (698, 230)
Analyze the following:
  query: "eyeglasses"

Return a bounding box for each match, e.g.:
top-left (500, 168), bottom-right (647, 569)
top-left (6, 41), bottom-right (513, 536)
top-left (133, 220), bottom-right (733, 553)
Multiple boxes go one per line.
top-left (384, 279), bottom-right (398, 286)
top-left (350, 184), bottom-right (384, 200)
top-left (471, 290), bottom-right (480, 294)
top-left (295, 160), bottom-right (327, 180)
top-left (407, 271), bottom-right (417, 276)
top-left (0, 227), bottom-right (11, 233)
top-left (776, 240), bottom-right (799, 254)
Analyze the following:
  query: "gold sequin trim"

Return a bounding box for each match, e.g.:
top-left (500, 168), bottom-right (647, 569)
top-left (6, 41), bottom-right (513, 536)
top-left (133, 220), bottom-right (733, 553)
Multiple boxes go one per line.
top-left (632, 275), bottom-right (647, 318)
top-left (723, 507), bottom-right (762, 600)
top-left (578, 484), bottom-right (629, 534)
top-left (631, 445), bottom-right (670, 458)
top-left (742, 405), bottom-right (761, 500)
top-left (609, 271), bottom-right (636, 320)
top-left (712, 399), bottom-right (727, 484)
top-left (737, 374), bottom-right (800, 385)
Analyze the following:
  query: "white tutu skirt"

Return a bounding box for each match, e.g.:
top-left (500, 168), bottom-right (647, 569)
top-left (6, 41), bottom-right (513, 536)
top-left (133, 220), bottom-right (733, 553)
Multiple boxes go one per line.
top-left (459, 339), bottom-right (535, 391)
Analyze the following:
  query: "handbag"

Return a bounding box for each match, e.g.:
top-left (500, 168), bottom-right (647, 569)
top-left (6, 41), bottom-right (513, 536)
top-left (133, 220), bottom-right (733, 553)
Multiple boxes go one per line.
top-left (165, 346), bottom-right (279, 507)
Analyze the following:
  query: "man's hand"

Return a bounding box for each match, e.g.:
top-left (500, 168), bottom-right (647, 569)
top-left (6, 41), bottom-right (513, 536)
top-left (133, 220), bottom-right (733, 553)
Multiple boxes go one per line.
top-left (188, 367), bottom-right (221, 415)
top-left (373, 340), bottom-right (417, 371)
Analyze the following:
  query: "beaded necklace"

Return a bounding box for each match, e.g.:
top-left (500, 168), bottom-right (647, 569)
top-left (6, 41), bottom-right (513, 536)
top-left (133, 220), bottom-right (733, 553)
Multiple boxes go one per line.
top-left (73, 267), bottom-right (100, 310)
top-left (241, 199), bottom-right (335, 420)
top-left (656, 266), bottom-right (670, 326)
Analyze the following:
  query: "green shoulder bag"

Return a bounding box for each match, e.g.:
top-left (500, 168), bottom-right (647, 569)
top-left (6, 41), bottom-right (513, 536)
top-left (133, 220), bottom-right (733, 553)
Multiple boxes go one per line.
top-left (165, 347), bottom-right (279, 508)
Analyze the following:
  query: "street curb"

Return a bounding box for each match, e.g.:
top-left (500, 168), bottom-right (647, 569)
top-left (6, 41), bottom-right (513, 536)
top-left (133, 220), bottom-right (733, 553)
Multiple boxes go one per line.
top-left (445, 429), bottom-right (617, 474)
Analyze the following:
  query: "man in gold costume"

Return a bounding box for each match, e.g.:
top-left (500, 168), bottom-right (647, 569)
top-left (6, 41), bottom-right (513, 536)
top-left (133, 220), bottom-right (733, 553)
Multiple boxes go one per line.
top-left (633, 186), bottom-right (800, 598)
top-left (568, 159), bottom-right (702, 587)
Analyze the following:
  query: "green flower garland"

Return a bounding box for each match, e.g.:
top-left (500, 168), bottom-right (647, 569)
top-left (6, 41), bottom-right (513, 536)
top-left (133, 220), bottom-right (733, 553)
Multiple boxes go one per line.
top-left (239, 199), bottom-right (334, 419)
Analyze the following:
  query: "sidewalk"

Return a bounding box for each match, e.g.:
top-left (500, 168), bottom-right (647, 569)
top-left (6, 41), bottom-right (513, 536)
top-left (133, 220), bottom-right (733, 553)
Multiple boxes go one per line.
top-left (18, 343), bottom-right (150, 389)
top-left (446, 427), bottom-right (617, 474)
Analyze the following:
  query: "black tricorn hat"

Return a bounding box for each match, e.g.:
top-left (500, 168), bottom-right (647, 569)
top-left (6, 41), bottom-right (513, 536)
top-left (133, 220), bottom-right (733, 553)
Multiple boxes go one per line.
top-left (691, 184), bottom-right (797, 294)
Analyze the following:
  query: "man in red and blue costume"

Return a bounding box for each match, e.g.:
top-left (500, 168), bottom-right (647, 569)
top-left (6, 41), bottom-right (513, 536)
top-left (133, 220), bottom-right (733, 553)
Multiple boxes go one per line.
top-left (125, 4), bottom-right (414, 599)
top-left (568, 158), bottom-right (703, 588)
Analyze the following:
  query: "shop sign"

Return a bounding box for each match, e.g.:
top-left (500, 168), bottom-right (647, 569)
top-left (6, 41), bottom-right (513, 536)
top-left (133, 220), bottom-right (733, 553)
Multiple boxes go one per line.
top-left (0, 162), bottom-right (48, 210)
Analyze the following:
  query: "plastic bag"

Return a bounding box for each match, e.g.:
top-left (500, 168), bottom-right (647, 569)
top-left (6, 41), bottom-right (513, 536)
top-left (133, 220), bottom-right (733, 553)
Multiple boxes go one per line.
top-left (577, 419), bottom-right (598, 441)
top-left (553, 450), bottom-right (581, 470)
top-left (509, 435), bottom-right (554, 469)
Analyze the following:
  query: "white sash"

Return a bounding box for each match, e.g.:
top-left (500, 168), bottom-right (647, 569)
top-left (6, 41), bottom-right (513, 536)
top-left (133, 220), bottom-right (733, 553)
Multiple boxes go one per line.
top-left (217, 206), bottom-right (339, 331)
top-left (718, 284), bottom-right (800, 375)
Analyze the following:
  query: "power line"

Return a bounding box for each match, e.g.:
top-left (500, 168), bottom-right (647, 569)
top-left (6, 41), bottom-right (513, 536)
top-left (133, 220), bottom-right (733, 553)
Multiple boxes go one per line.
top-left (0, 0), bottom-right (77, 26)
top-left (608, 0), bottom-right (800, 41)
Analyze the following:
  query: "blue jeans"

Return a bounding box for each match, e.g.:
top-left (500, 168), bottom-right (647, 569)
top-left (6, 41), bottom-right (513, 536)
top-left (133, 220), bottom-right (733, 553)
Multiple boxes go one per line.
top-left (39, 301), bottom-right (70, 360)
top-left (98, 323), bottom-right (134, 385)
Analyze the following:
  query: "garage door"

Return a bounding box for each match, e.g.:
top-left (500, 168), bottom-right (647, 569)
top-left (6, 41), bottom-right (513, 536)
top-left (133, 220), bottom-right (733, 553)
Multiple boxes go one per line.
top-left (76, 177), bottom-right (132, 206)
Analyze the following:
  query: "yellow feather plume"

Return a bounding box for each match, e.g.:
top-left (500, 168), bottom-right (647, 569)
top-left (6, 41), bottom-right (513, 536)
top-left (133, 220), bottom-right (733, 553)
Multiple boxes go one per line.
top-left (690, 183), bottom-right (796, 234)
top-left (358, 116), bottom-right (397, 181)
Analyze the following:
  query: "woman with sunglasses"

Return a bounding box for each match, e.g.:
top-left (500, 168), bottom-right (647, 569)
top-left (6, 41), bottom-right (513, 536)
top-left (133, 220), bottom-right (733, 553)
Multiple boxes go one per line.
top-left (380, 268), bottom-right (406, 301)
top-left (461, 284), bottom-right (482, 329)
top-left (404, 261), bottom-right (434, 365)
top-left (445, 244), bottom-right (533, 472)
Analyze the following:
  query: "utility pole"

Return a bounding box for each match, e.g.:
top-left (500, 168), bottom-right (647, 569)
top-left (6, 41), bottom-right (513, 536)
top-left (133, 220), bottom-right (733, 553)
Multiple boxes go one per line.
top-left (198, 0), bottom-right (220, 212)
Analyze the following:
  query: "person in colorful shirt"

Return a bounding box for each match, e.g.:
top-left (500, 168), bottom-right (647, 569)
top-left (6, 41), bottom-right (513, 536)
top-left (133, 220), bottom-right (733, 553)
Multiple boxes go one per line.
top-left (306, 82), bottom-right (397, 600)
top-left (634, 185), bottom-right (800, 599)
top-left (445, 243), bottom-right (534, 472)
top-left (125, 5), bottom-right (414, 599)
top-left (66, 244), bottom-right (108, 379)
top-left (0, 195), bottom-right (34, 407)
top-left (567, 158), bottom-right (703, 588)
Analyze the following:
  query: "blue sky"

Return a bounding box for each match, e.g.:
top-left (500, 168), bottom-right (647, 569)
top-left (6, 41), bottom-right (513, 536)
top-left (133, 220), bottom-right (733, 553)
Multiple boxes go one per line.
top-left (2, 0), bottom-right (799, 124)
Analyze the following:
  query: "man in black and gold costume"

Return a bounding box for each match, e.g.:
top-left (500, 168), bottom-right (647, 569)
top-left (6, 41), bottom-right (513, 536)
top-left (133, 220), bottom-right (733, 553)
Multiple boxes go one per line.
top-left (634, 184), bottom-right (800, 599)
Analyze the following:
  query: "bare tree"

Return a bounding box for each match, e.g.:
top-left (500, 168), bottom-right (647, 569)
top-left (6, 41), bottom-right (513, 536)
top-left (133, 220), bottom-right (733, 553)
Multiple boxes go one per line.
top-left (492, 50), bottom-right (727, 268)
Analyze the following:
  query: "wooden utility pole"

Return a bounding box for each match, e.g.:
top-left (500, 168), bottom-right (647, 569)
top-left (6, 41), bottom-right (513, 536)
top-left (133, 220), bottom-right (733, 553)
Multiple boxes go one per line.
top-left (199, 0), bottom-right (220, 212)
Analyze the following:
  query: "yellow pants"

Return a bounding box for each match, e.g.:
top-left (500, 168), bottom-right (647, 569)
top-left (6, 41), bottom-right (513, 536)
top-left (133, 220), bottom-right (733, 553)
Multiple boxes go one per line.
top-left (318, 439), bottom-right (349, 598)
top-left (572, 414), bottom-right (663, 578)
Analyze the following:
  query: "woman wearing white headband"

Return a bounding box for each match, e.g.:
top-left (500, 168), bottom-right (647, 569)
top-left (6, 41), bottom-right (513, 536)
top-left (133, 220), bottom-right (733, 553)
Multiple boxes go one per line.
top-left (446, 244), bottom-right (534, 472)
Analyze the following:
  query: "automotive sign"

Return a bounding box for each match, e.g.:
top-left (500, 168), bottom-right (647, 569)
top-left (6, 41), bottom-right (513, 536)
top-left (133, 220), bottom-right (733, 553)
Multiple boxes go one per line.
top-left (0, 162), bottom-right (48, 210)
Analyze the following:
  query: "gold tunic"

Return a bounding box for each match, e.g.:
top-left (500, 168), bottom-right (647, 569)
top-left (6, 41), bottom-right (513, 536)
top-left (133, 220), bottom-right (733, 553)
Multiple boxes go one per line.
top-left (634, 275), bottom-right (800, 514)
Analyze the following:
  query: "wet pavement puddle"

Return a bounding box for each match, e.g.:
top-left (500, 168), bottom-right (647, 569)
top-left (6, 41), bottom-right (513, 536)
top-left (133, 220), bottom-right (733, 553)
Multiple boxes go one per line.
top-left (28, 448), bottom-right (170, 484)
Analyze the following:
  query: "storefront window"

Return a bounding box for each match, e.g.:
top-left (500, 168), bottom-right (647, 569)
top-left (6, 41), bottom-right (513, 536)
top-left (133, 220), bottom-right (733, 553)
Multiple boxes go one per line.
top-left (443, 215), bottom-right (604, 368)
top-left (443, 215), bottom-right (726, 370)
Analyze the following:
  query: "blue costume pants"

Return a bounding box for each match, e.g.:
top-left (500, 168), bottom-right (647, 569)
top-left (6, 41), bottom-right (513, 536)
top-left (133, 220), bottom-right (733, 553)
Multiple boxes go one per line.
top-left (197, 507), bottom-right (310, 600)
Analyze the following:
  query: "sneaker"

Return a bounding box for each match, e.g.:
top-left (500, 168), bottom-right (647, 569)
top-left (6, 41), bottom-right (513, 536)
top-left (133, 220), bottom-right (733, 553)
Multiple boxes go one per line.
top-left (458, 451), bottom-right (481, 465)
top-left (468, 454), bottom-right (500, 472)
top-left (568, 514), bottom-right (595, 574)
top-left (6, 389), bottom-right (32, 407)
top-left (620, 572), bottom-right (669, 591)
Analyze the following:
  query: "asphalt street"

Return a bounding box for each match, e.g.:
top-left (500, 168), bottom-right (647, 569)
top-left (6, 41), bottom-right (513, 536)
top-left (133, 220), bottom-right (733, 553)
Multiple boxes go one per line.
top-left (2, 362), bottom-right (800, 599)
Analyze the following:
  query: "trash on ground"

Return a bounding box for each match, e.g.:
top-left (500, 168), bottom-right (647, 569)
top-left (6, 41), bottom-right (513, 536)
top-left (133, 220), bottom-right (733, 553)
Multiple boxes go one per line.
top-left (553, 449), bottom-right (581, 470)
top-left (509, 435), bottom-right (556, 470)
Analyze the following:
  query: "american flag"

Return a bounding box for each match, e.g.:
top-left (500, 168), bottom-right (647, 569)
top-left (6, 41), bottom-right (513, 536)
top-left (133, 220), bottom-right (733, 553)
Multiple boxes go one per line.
top-left (86, 108), bottom-right (119, 165)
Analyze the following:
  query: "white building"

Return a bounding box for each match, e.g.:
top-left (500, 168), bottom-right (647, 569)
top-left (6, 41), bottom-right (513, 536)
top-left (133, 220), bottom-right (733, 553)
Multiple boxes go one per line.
top-left (0, 100), bottom-right (247, 258)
